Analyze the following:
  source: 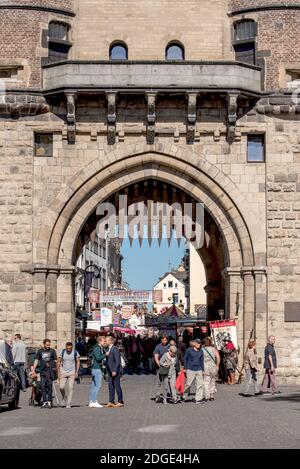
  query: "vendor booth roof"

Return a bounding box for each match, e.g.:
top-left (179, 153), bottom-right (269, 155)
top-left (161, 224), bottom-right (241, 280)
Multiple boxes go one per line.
top-left (159, 304), bottom-right (188, 319)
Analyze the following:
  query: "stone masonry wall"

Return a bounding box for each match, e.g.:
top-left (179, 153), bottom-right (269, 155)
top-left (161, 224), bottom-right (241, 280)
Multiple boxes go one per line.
top-left (0, 120), bottom-right (34, 342)
top-left (229, 1), bottom-right (300, 91)
top-left (0, 2), bottom-right (74, 89)
top-left (73, 0), bottom-right (232, 61)
top-left (265, 118), bottom-right (300, 382)
top-left (229, 0), bottom-right (300, 10)
top-left (0, 0), bottom-right (74, 11)
top-left (1, 102), bottom-right (300, 381)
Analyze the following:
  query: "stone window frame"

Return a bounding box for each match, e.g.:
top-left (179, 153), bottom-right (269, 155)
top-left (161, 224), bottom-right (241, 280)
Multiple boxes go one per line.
top-left (232, 18), bottom-right (257, 65)
top-left (246, 133), bottom-right (265, 163)
top-left (109, 41), bottom-right (128, 60)
top-left (34, 132), bottom-right (53, 158)
top-left (165, 41), bottom-right (185, 61)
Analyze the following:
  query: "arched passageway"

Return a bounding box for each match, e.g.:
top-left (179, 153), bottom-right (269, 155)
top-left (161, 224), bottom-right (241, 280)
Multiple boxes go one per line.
top-left (32, 149), bottom-right (265, 354)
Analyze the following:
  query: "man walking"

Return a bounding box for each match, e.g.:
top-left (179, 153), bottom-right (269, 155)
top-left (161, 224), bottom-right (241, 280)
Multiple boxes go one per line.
top-left (89, 335), bottom-right (107, 408)
top-left (58, 342), bottom-right (80, 409)
top-left (12, 334), bottom-right (27, 391)
top-left (262, 335), bottom-right (280, 395)
top-left (5, 336), bottom-right (14, 367)
top-left (105, 335), bottom-right (124, 408)
top-left (33, 339), bottom-right (57, 409)
top-left (183, 339), bottom-right (205, 404)
top-left (153, 335), bottom-right (169, 402)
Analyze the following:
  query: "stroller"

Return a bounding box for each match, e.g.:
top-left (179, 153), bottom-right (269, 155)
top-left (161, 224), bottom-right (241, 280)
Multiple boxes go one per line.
top-left (28, 371), bottom-right (43, 406)
top-left (26, 347), bottom-right (43, 407)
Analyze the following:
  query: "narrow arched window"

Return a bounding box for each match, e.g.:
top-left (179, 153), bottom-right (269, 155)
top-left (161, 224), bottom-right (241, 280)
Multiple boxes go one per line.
top-left (233, 20), bottom-right (256, 65)
top-left (166, 42), bottom-right (184, 61)
top-left (110, 42), bottom-right (128, 60)
top-left (48, 21), bottom-right (71, 63)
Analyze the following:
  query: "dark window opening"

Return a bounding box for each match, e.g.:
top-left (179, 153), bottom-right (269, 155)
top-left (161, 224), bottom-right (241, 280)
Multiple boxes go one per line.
top-left (247, 135), bottom-right (265, 162)
top-left (34, 133), bottom-right (53, 157)
top-left (166, 43), bottom-right (184, 61)
top-left (234, 42), bottom-right (255, 65)
top-left (233, 20), bottom-right (256, 65)
top-left (48, 21), bottom-right (71, 64)
top-left (110, 43), bottom-right (128, 60)
top-left (234, 20), bottom-right (256, 42)
top-left (49, 22), bottom-right (69, 42)
top-left (48, 42), bottom-right (70, 63)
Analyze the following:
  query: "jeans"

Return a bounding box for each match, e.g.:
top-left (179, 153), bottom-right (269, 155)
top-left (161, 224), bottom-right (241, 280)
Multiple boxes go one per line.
top-left (244, 368), bottom-right (260, 394)
top-left (41, 372), bottom-right (53, 403)
top-left (183, 370), bottom-right (204, 402)
top-left (89, 368), bottom-right (103, 402)
top-left (14, 363), bottom-right (26, 390)
top-left (147, 358), bottom-right (155, 373)
top-left (108, 372), bottom-right (123, 404)
top-left (59, 372), bottom-right (76, 406)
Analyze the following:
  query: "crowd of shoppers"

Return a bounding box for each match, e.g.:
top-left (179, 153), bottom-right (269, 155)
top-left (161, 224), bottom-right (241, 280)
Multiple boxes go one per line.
top-left (0, 331), bottom-right (281, 409)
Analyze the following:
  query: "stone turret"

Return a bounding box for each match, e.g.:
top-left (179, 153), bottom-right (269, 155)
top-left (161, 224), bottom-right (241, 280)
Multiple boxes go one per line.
top-left (229, 0), bottom-right (300, 91)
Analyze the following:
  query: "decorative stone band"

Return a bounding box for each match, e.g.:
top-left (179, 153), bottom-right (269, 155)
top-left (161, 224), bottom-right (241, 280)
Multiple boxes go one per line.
top-left (222, 266), bottom-right (267, 278)
top-left (21, 263), bottom-right (77, 276)
top-left (0, 4), bottom-right (75, 17)
top-left (229, 3), bottom-right (300, 16)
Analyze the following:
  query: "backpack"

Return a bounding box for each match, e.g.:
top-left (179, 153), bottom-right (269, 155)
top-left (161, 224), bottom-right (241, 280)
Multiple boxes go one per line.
top-left (61, 349), bottom-right (79, 366)
top-left (86, 350), bottom-right (94, 369)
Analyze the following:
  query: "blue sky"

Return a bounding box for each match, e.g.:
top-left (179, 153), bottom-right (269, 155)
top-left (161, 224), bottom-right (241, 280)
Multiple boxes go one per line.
top-left (121, 236), bottom-right (186, 290)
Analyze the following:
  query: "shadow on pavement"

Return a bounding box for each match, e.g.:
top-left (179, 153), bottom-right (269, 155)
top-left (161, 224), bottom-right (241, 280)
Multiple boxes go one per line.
top-left (257, 393), bottom-right (300, 403)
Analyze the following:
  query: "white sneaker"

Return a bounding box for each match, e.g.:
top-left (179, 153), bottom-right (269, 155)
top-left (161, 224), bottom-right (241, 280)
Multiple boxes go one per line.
top-left (89, 401), bottom-right (95, 407)
top-left (93, 401), bottom-right (103, 408)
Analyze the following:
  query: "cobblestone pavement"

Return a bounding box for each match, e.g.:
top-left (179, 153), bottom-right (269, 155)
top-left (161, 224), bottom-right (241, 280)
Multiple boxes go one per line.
top-left (1, 374), bottom-right (299, 449)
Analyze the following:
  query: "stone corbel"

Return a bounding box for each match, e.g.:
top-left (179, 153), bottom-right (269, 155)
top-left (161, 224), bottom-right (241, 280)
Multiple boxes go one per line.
top-left (65, 92), bottom-right (77, 144)
top-left (146, 92), bottom-right (157, 145)
top-left (186, 92), bottom-right (198, 144)
top-left (106, 91), bottom-right (117, 145)
top-left (226, 92), bottom-right (239, 144)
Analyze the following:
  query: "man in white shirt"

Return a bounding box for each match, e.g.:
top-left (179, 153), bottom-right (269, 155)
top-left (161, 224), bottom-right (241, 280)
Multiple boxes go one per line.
top-left (12, 334), bottom-right (27, 391)
top-left (58, 342), bottom-right (80, 409)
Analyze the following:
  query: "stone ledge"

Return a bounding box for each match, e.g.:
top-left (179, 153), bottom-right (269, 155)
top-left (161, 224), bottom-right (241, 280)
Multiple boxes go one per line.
top-left (20, 263), bottom-right (76, 276)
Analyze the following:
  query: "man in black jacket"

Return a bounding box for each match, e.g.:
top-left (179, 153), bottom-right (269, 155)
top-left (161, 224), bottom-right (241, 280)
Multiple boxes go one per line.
top-left (105, 335), bottom-right (124, 408)
top-left (33, 339), bottom-right (57, 409)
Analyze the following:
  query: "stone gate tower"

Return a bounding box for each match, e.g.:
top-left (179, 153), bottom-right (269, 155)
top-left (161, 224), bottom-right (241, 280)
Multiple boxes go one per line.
top-left (0, 0), bottom-right (300, 382)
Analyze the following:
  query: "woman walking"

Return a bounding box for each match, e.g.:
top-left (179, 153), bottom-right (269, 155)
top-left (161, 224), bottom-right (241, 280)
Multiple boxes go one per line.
top-left (159, 345), bottom-right (179, 404)
top-left (202, 337), bottom-right (220, 401)
top-left (222, 340), bottom-right (238, 385)
top-left (243, 340), bottom-right (262, 396)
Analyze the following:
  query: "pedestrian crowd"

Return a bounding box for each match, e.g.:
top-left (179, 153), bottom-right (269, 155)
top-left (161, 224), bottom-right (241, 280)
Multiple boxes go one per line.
top-left (0, 331), bottom-right (281, 409)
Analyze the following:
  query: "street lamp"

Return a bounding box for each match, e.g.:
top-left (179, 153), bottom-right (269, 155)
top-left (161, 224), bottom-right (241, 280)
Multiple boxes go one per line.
top-left (83, 263), bottom-right (101, 312)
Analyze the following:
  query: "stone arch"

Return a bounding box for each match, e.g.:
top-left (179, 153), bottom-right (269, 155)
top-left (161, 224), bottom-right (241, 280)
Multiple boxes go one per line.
top-left (33, 144), bottom-right (263, 351)
top-left (36, 143), bottom-right (255, 268)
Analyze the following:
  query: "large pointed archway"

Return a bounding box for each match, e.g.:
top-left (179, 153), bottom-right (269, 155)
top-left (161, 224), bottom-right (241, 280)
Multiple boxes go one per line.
top-left (31, 145), bottom-right (266, 354)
